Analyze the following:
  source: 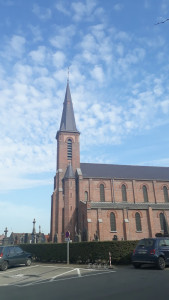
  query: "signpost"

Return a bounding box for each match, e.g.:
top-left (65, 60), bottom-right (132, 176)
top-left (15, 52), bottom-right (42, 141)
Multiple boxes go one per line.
top-left (66, 231), bottom-right (70, 265)
top-left (109, 252), bottom-right (112, 267)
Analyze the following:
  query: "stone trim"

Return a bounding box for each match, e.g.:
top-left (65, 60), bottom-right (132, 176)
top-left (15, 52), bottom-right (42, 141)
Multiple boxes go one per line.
top-left (89, 202), bottom-right (169, 210)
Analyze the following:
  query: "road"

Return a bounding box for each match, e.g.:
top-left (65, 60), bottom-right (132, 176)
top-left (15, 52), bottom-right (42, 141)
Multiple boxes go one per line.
top-left (0, 263), bottom-right (169, 300)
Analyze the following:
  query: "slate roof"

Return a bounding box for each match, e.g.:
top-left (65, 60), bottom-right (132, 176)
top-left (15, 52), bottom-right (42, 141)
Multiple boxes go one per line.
top-left (89, 202), bottom-right (169, 210)
top-left (64, 164), bottom-right (75, 179)
top-left (80, 163), bottom-right (169, 181)
top-left (59, 82), bottom-right (79, 133)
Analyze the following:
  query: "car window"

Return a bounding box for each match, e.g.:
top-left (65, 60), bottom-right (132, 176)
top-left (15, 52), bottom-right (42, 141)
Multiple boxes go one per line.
top-left (4, 247), bottom-right (9, 255)
top-left (138, 239), bottom-right (154, 247)
top-left (164, 239), bottom-right (169, 246)
top-left (8, 247), bottom-right (15, 256)
top-left (159, 240), bottom-right (166, 247)
top-left (15, 247), bottom-right (23, 254)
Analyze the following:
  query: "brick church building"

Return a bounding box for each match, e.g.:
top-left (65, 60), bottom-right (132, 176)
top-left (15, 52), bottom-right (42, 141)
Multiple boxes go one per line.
top-left (50, 81), bottom-right (169, 243)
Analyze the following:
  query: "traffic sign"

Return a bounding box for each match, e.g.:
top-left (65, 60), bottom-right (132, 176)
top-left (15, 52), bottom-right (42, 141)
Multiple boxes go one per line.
top-left (65, 231), bottom-right (70, 238)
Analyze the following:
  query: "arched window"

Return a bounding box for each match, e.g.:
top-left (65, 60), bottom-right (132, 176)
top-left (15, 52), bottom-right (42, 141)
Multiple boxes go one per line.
top-left (100, 184), bottom-right (105, 202)
top-left (135, 212), bottom-right (142, 232)
top-left (160, 213), bottom-right (165, 231)
top-left (122, 184), bottom-right (127, 202)
top-left (163, 186), bottom-right (169, 203)
top-left (84, 191), bottom-right (88, 201)
top-left (143, 185), bottom-right (148, 202)
top-left (67, 139), bottom-right (72, 160)
top-left (110, 212), bottom-right (116, 231)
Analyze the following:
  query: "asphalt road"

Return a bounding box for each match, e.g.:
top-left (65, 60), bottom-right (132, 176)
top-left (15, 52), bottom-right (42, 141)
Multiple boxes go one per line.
top-left (0, 264), bottom-right (169, 300)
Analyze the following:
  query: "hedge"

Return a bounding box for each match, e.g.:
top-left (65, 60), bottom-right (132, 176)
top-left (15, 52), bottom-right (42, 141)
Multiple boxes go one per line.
top-left (21, 240), bottom-right (138, 264)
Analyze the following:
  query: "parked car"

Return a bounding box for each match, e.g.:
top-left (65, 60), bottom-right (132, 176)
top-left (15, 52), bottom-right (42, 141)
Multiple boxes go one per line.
top-left (0, 246), bottom-right (32, 271)
top-left (132, 237), bottom-right (169, 270)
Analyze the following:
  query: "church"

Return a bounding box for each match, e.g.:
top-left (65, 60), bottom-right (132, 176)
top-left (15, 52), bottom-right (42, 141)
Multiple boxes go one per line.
top-left (50, 81), bottom-right (169, 243)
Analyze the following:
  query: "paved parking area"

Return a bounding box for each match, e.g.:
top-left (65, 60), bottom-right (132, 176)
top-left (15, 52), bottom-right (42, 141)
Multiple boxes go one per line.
top-left (0, 263), bottom-right (116, 287)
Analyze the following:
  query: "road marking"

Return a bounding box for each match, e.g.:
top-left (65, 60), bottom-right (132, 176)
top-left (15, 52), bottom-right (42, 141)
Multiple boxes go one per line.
top-left (76, 268), bottom-right (81, 277)
top-left (0, 265), bottom-right (116, 288)
top-left (50, 268), bottom-right (76, 282)
top-left (15, 269), bottom-right (116, 287)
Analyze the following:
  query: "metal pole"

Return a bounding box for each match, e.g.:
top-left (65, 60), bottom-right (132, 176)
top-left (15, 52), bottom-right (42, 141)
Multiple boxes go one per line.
top-left (67, 239), bottom-right (69, 265)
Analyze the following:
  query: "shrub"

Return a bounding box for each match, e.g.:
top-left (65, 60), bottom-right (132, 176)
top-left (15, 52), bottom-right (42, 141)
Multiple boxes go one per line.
top-left (21, 240), bottom-right (138, 264)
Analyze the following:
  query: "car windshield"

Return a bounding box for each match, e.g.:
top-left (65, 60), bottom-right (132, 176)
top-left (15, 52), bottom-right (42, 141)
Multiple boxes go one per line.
top-left (137, 239), bottom-right (155, 247)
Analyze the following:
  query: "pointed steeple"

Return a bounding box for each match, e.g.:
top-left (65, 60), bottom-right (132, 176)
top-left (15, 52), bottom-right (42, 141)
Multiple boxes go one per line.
top-left (64, 163), bottom-right (75, 179)
top-left (59, 81), bottom-right (79, 133)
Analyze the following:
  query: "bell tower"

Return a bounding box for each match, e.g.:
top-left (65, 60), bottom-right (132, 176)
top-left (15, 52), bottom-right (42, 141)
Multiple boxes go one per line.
top-left (50, 81), bottom-right (80, 242)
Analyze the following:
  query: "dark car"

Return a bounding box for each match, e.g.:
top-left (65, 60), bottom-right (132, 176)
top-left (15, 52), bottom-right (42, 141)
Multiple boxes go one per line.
top-left (132, 237), bottom-right (169, 270)
top-left (0, 246), bottom-right (32, 271)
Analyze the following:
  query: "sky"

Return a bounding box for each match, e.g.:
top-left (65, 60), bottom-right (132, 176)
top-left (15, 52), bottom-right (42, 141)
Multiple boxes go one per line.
top-left (0, 0), bottom-right (169, 236)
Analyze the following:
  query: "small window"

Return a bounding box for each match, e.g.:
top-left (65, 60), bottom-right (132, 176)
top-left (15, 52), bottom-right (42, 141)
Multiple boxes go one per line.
top-left (122, 184), bottom-right (127, 202)
top-left (110, 212), bottom-right (116, 231)
top-left (84, 191), bottom-right (88, 201)
top-left (100, 184), bottom-right (105, 202)
top-left (67, 139), bottom-right (72, 160)
top-left (163, 186), bottom-right (169, 203)
top-left (135, 212), bottom-right (142, 232)
top-left (143, 185), bottom-right (148, 203)
top-left (160, 213), bottom-right (165, 231)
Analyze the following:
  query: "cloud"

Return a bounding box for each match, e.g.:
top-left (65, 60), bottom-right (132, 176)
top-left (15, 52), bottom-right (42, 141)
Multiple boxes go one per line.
top-left (29, 46), bottom-right (47, 64)
top-left (71, 0), bottom-right (97, 22)
top-left (32, 4), bottom-right (51, 20)
top-left (49, 25), bottom-right (76, 49)
top-left (160, 0), bottom-right (169, 16)
top-left (91, 65), bottom-right (104, 83)
top-left (28, 25), bottom-right (43, 42)
top-left (53, 51), bottom-right (66, 68)
top-left (9, 35), bottom-right (26, 58)
top-left (113, 3), bottom-right (124, 11)
top-left (55, 1), bottom-right (70, 15)
top-left (0, 1), bottom-right (169, 194)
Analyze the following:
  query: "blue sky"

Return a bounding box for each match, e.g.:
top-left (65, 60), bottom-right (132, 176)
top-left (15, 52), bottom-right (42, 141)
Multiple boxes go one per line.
top-left (0, 0), bottom-right (169, 236)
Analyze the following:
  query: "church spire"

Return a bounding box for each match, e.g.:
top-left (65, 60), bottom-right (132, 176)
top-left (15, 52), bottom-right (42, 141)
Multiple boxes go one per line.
top-left (59, 81), bottom-right (79, 133)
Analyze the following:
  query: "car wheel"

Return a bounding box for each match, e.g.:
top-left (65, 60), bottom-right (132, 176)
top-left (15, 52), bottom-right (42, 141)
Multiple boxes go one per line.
top-left (157, 257), bottom-right (165, 270)
top-left (133, 263), bottom-right (141, 269)
top-left (0, 261), bottom-right (8, 271)
top-left (25, 258), bottom-right (32, 266)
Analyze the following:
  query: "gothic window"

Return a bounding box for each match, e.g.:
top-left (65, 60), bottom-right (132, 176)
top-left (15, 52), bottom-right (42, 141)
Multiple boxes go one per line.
top-left (143, 185), bottom-right (148, 203)
top-left (67, 139), bottom-right (72, 160)
top-left (163, 186), bottom-right (169, 203)
top-left (122, 184), bottom-right (127, 202)
top-left (160, 213), bottom-right (165, 231)
top-left (110, 212), bottom-right (116, 231)
top-left (100, 184), bottom-right (105, 202)
top-left (135, 212), bottom-right (142, 232)
top-left (85, 191), bottom-right (88, 201)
